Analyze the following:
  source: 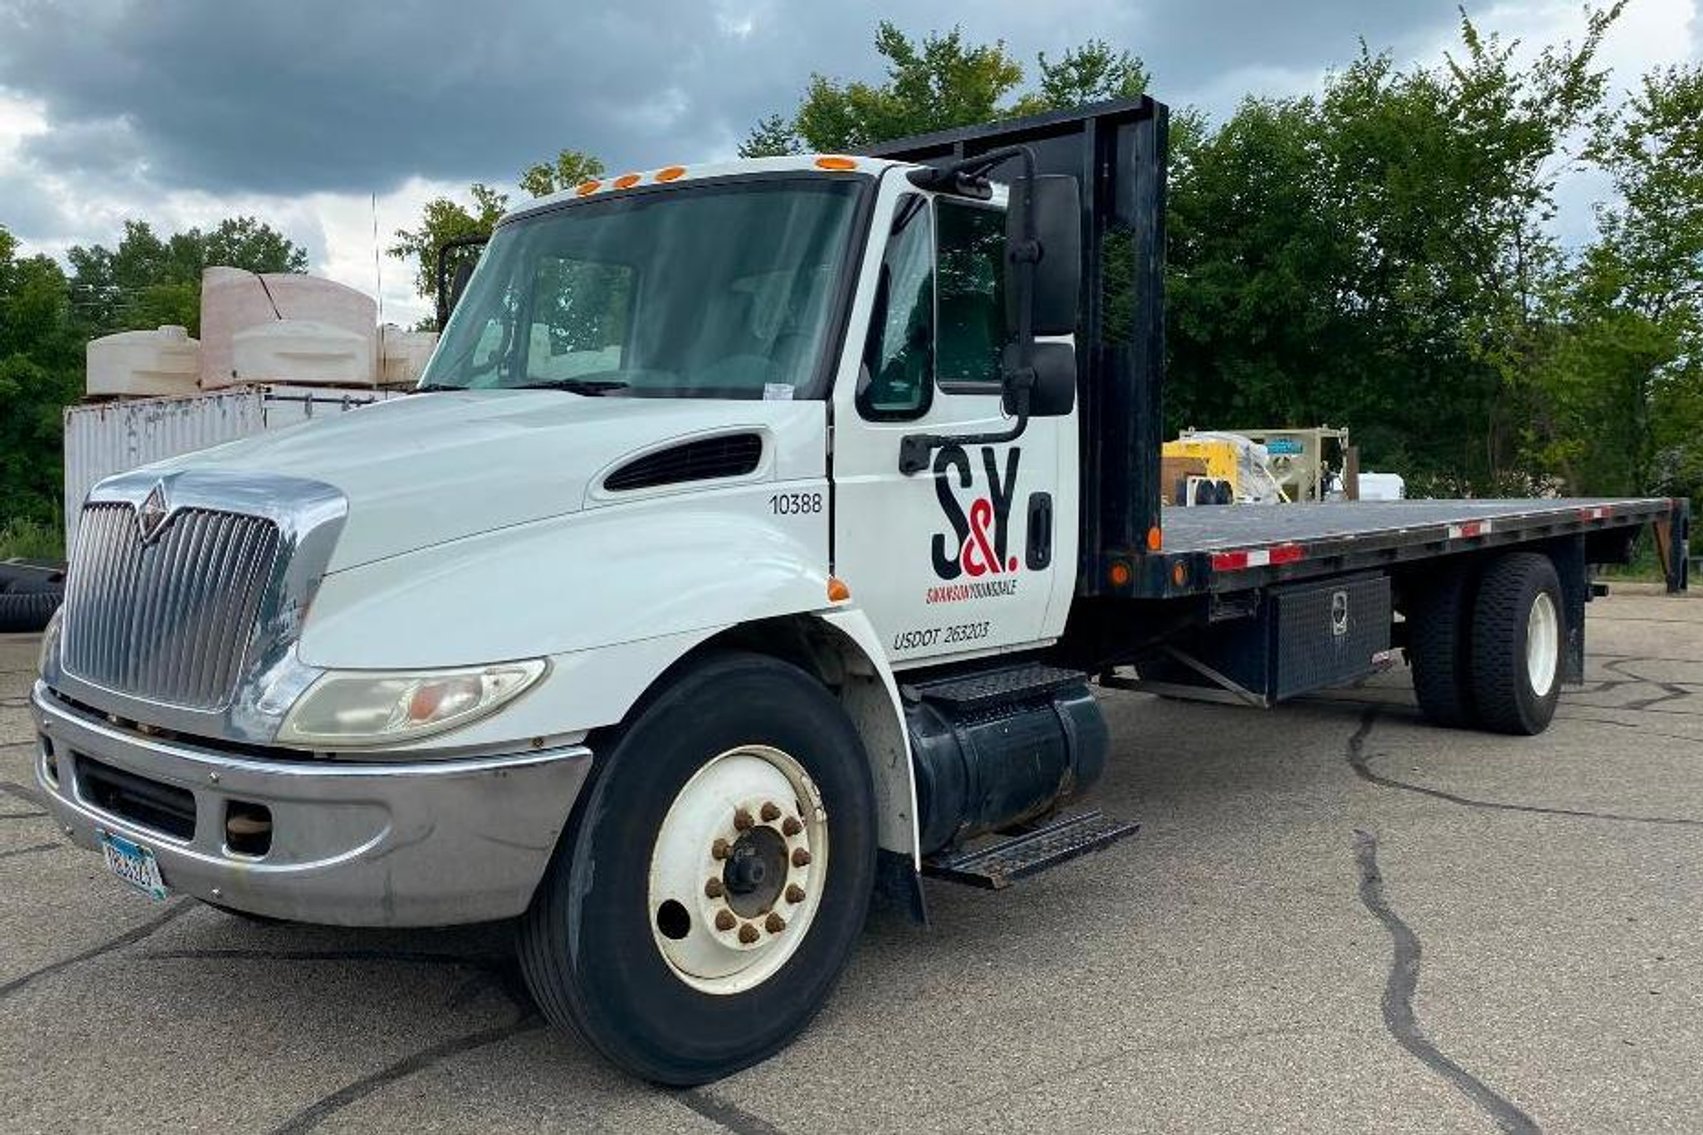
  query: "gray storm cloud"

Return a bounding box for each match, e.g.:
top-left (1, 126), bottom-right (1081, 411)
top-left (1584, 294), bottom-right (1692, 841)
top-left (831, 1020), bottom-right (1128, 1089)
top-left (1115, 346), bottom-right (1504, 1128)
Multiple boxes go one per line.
top-left (0, 0), bottom-right (1465, 205)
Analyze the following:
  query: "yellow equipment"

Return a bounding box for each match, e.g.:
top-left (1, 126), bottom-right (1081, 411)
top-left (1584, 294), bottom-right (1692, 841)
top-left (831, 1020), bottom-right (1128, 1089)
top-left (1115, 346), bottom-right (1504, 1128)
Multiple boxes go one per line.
top-left (1161, 437), bottom-right (1240, 494)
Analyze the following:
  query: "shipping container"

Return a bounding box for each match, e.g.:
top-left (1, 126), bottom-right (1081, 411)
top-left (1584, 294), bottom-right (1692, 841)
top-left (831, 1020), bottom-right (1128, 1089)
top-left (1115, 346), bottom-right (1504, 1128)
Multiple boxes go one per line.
top-left (63, 385), bottom-right (405, 554)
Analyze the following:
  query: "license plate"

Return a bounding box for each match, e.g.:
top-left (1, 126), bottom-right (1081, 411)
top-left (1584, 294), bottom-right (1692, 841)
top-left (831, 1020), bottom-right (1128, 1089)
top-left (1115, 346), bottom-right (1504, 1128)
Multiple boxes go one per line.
top-left (99, 831), bottom-right (169, 901)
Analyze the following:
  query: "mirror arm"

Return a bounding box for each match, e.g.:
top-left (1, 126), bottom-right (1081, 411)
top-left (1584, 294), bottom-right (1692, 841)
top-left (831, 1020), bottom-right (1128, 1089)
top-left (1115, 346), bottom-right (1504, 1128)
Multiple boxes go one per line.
top-left (898, 146), bottom-right (1041, 476)
top-left (435, 233), bottom-right (491, 329)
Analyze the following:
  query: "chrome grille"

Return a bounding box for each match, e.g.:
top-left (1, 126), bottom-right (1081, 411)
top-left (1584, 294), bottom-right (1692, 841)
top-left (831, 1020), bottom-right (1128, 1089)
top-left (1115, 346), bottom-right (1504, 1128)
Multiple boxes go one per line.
top-left (61, 503), bottom-right (281, 711)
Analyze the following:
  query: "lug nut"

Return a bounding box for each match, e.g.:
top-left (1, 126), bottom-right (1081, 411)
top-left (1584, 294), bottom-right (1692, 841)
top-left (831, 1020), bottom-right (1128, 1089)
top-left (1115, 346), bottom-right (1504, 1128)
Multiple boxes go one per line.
top-left (782, 816), bottom-right (802, 837)
top-left (765, 912), bottom-right (786, 934)
top-left (715, 910), bottom-right (737, 932)
top-left (704, 877), bottom-right (725, 899)
top-left (791, 847), bottom-right (811, 868)
top-left (760, 801), bottom-right (781, 822)
top-left (738, 922), bottom-right (761, 944)
top-left (785, 884), bottom-right (806, 904)
top-left (711, 838), bottom-right (732, 860)
top-left (733, 809), bottom-right (754, 831)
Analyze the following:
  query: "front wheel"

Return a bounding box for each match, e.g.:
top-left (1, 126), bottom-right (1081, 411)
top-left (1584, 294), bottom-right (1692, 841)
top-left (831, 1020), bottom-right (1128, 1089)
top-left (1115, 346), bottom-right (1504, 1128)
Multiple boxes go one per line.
top-left (518, 652), bottom-right (876, 1085)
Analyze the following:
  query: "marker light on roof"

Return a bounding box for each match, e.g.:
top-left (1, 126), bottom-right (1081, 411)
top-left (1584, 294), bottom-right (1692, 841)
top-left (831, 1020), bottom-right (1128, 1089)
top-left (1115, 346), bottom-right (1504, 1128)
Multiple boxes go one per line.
top-left (815, 156), bottom-right (858, 170)
top-left (613, 173), bottom-right (641, 189)
top-left (575, 179), bottom-right (602, 196)
top-left (655, 166), bottom-right (687, 181)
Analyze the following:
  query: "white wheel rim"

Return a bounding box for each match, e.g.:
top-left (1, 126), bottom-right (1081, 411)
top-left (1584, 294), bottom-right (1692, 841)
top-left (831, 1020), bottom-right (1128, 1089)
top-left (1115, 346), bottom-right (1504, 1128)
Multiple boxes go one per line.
top-left (1526, 591), bottom-right (1560, 697)
top-left (647, 745), bottom-right (828, 995)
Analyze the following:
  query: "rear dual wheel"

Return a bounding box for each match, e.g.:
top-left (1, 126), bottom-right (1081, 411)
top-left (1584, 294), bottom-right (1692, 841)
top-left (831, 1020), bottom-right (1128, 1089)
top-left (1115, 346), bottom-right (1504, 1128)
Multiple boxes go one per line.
top-left (518, 652), bottom-right (876, 1085)
top-left (1407, 552), bottom-right (1564, 735)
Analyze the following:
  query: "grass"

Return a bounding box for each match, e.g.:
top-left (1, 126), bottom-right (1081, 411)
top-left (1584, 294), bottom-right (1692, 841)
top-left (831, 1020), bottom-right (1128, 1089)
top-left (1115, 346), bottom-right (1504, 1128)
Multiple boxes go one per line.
top-left (0, 516), bottom-right (65, 562)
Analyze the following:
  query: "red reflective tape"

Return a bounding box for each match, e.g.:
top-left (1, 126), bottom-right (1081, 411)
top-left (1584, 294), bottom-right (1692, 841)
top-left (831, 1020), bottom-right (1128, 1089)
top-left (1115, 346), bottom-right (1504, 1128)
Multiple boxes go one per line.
top-left (1447, 520), bottom-right (1491, 539)
top-left (1579, 505), bottom-right (1608, 521)
top-left (1210, 543), bottom-right (1303, 573)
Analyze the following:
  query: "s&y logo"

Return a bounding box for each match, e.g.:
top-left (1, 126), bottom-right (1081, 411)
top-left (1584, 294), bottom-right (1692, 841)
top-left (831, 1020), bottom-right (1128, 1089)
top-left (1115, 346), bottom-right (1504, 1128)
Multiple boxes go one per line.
top-left (931, 444), bottom-right (1020, 580)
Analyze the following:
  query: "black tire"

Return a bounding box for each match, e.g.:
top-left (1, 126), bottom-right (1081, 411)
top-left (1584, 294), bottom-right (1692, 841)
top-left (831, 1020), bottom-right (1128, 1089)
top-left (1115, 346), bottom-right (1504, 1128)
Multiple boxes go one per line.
top-left (518, 651), bottom-right (877, 1085)
top-left (0, 589), bottom-right (61, 633)
top-left (1469, 553), bottom-right (1564, 735)
top-left (1406, 566), bottom-right (1478, 728)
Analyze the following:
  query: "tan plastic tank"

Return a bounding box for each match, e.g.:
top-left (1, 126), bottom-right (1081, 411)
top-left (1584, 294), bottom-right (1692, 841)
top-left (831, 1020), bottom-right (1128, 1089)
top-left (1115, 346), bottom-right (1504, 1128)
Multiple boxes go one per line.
top-left (85, 325), bottom-right (201, 398)
top-left (378, 324), bottom-right (439, 386)
top-left (231, 320), bottom-right (373, 386)
top-left (200, 267), bottom-right (377, 388)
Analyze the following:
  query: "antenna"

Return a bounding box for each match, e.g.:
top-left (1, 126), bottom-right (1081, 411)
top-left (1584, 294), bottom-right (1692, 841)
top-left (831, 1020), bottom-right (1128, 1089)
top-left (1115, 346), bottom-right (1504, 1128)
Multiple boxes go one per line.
top-left (371, 192), bottom-right (384, 326)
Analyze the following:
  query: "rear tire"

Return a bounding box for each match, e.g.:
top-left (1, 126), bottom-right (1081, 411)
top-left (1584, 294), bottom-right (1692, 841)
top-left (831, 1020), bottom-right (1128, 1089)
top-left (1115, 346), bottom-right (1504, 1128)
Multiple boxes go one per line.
top-left (518, 651), bottom-right (876, 1085)
top-left (1406, 567), bottom-right (1477, 728)
top-left (1469, 553), bottom-right (1564, 735)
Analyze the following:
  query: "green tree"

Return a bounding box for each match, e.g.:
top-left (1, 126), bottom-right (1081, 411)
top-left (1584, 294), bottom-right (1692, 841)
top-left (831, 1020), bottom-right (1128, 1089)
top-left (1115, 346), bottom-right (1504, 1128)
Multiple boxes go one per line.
top-left (738, 114), bottom-right (801, 158)
top-left (518, 149), bottom-right (606, 198)
top-left (388, 183), bottom-right (510, 309)
top-left (1531, 61), bottom-right (1703, 500)
top-left (790, 23), bottom-right (1025, 151)
top-left (390, 150), bottom-right (606, 315)
top-left (1012, 40), bottom-right (1149, 115)
top-left (0, 226), bottom-right (83, 527)
top-left (67, 217), bottom-right (307, 336)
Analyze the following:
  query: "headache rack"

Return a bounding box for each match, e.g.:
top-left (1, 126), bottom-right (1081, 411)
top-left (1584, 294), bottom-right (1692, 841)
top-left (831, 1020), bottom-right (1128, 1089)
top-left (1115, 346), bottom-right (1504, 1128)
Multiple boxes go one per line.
top-left (869, 97), bottom-right (1169, 599)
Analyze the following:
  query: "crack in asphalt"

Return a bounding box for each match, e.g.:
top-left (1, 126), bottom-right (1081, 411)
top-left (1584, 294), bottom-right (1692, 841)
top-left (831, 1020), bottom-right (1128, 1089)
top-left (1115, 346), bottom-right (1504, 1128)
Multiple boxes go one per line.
top-left (1352, 828), bottom-right (1541, 1134)
top-left (676, 1088), bottom-right (790, 1135)
top-left (0, 810), bottom-right (48, 820)
top-left (1347, 706), bottom-right (1703, 827)
top-left (0, 841), bottom-right (56, 860)
top-left (144, 946), bottom-right (534, 1013)
top-left (0, 900), bottom-right (191, 1000)
top-left (0, 780), bottom-right (43, 808)
top-left (267, 1015), bottom-right (546, 1134)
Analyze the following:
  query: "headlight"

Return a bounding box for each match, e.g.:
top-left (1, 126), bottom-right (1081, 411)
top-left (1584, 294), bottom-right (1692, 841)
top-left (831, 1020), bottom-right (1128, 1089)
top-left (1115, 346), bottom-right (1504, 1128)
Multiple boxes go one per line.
top-left (38, 604), bottom-right (64, 674)
top-left (276, 659), bottom-right (547, 747)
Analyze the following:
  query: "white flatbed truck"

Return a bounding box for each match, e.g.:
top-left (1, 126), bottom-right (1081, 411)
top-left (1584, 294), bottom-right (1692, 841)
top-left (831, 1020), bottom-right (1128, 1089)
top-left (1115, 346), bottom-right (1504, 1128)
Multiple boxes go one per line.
top-left (31, 98), bottom-right (1690, 1084)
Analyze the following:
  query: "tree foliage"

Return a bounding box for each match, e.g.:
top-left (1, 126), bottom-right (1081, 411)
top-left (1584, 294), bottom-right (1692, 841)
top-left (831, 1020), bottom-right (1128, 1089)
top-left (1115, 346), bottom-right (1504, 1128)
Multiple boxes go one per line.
top-left (0, 216), bottom-right (307, 532)
top-left (390, 149), bottom-right (605, 319)
top-left (743, 24), bottom-right (1150, 155)
top-left (67, 216), bottom-right (306, 337)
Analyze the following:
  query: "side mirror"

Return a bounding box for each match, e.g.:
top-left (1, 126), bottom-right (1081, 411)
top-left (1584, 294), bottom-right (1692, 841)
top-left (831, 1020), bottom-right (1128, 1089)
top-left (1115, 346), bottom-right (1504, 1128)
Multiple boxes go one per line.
top-left (434, 235), bottom-right (489, 329)
top-left (1003, 342), bottom-right (1076, 418)
top-left (1005, 174), bottom-right (1082, 338)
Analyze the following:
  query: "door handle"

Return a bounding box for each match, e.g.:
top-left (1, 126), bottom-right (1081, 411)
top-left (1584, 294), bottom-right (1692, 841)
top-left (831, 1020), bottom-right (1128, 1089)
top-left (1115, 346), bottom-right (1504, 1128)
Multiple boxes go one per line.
top-left (1026, 492), bottom-right (1053, 570)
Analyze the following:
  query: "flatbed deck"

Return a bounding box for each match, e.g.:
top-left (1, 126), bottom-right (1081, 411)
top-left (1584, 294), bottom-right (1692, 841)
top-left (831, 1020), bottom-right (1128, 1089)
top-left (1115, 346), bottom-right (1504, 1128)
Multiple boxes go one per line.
top-left (1133, 497), bottom-right (1682, 596)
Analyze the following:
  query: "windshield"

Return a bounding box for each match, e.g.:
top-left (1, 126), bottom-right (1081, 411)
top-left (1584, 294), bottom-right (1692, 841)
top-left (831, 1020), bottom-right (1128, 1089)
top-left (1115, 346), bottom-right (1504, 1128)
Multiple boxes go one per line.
top-left (421, 177), bottom-right (866, 399)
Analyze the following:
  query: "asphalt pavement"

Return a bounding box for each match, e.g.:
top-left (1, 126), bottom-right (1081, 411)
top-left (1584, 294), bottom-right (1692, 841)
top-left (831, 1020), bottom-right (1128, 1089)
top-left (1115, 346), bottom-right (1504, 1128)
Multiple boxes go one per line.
top-left (3, 586), bottom-right (1700, 1133)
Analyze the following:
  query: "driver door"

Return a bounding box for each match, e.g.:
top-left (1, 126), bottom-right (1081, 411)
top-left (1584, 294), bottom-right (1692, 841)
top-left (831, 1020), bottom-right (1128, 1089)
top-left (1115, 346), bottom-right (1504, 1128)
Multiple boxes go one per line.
top-left (831, 184), bottom-right (1075, 668)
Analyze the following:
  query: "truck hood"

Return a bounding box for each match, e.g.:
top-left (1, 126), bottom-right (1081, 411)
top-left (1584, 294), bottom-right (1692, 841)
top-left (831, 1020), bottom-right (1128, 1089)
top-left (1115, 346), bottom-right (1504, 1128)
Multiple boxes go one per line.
top-left (152, 390), bottom-right (825, 570)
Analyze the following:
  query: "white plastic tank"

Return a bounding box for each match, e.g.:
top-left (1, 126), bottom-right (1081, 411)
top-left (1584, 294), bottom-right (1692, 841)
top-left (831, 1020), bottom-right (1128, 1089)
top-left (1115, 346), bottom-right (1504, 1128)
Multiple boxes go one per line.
top-left (85, 325), bottom-right (201, 398)
top-left (378, 324), bottom-right (439, 386)
top-left (1358, 472), bottom-right (1406, 501)
top-left (200, 267), bottom-right (377, 388)
top-left (231, 320), bottom-right (372, 387)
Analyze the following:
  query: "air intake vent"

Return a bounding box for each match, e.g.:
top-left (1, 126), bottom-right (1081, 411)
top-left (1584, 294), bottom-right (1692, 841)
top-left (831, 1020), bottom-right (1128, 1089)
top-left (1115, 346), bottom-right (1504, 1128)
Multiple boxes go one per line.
top-left (605, 433), bottom-right (763, 491)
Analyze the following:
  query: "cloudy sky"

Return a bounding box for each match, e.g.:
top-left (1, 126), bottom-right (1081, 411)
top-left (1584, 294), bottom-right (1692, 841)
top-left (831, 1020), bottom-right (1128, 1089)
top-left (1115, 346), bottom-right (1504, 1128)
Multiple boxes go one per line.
top-left (1, 0), bottom-right (1698, 325)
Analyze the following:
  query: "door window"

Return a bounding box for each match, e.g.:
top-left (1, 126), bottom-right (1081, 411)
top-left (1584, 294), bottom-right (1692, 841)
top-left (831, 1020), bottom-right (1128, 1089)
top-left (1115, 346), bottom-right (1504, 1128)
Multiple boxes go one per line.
top-left (935, 199), bottom-right (1006, 390)
top-left (857, 196), bottom-right (934, 420)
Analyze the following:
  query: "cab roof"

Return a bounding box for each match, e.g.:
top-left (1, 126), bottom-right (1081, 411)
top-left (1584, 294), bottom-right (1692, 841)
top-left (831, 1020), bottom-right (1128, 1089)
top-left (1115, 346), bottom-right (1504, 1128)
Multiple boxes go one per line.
top-left (499, 155), bottom-right (911, 227)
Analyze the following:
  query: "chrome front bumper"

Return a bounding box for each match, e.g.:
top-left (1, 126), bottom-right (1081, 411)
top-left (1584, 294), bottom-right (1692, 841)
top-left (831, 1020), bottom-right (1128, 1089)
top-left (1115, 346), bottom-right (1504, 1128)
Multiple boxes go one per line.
top-left (31, 682), bottom-right (591, 927)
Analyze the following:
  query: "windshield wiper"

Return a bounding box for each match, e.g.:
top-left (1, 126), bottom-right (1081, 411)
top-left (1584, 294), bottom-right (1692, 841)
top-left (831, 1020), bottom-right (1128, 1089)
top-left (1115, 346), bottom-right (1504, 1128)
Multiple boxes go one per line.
top-left (511, 378), bottom-right (630, 396)
top-left (414, 382), bottom-right (463, 392)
